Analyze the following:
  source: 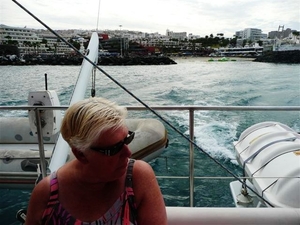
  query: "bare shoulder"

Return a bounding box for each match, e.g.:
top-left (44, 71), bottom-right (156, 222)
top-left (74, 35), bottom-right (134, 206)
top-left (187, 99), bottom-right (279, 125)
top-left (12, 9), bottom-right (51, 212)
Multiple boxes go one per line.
top-left (131, 160), bottom-right (157, 184)
top-left (131, 160), bottom-right (167, 224)
top-left (131, 159), bottom-right (161, 200)
top-left (25, 176), bottom-right (51, 225)
top-left (131, 160), bottom-right (157, 192)
top-left (31, 175), bottom-right (51, 200)
top-left (132, 160), bottom-right (155, 176)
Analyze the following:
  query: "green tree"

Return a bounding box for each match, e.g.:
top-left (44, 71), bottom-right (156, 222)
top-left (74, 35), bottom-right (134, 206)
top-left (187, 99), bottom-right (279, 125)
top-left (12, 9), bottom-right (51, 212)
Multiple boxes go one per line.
top-left (257, 40), bottom-right (263, 46)
top-left (54, 38), bottom-right (60, 54)
top-left (292, 31), bottom-right (299, 36)
top-left (32, 42), bottom-right (40, 54)
top-left (68, 38), bottom-right (81, 50)
top-left (23, 41), bottom-right (30, 53)
top-left (3, 35), bottom-right (12, 44)
top-left (229, 37), bottom-right (238, 47)
top-left (4, 35), bottom-right (18, 46)
top-left (41, 38), bottom-right (47, 45)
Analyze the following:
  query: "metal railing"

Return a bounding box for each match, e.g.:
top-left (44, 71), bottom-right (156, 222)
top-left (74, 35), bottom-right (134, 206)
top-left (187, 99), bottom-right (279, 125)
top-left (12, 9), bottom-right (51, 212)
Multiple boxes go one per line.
top-left (1, 105), bottom-right (300, 207)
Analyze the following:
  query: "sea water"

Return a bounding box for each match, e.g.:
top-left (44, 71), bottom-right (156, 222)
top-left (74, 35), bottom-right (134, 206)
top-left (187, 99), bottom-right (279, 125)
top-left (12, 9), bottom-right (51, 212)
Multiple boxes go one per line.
top-left (0, 57), bottom-right (299, 224)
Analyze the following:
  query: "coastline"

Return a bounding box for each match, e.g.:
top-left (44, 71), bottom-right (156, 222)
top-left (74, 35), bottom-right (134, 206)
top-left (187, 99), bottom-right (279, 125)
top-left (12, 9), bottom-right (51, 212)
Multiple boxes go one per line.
top-left (2, 51), bottom-right (299, 66)
top-left (0, 55), bottom-right (177, 66)
top-left (254, 50), bottom-right (300, 63)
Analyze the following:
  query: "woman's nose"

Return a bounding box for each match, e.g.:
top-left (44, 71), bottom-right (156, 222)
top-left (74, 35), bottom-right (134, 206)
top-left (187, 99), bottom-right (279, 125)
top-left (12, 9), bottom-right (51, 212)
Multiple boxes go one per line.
top-left (121, 144), bottom-right (132, 158)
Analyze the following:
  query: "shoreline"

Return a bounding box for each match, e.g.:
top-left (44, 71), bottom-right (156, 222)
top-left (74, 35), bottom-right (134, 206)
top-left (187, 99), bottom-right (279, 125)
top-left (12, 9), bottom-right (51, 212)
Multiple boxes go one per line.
top-left (0, 55), bottom-right (177, 66)
top-left (2, 51), bottom-right (299, 65)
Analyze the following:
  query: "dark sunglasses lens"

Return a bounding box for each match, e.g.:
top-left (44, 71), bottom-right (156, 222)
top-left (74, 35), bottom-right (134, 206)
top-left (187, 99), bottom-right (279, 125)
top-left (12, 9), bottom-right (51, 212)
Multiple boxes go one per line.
top-left (110, 143), bottom-right (124, 155)
top-left (108, 149), bottom-right (121, 156)
top-left (125, 132), bottom-right (135, 145)
top-left (109, 132), bottom-right (134, 156)
top-left (91, 131), bottom-right (135, 156)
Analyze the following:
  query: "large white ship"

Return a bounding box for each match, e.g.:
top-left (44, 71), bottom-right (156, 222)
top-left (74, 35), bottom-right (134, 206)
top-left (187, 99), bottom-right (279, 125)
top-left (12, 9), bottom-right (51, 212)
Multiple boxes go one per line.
top-left (216, 45), bottom-right (263, 57)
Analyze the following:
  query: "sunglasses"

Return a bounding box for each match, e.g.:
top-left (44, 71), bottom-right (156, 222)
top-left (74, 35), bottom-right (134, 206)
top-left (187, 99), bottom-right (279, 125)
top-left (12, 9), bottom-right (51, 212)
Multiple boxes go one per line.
top-left (90, 131), bottom-right (135, 156)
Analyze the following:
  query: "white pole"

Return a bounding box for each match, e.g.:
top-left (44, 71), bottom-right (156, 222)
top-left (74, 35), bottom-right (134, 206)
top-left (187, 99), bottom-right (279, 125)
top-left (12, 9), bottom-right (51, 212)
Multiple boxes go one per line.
top-left (49, 32), bottom-right (99, 172)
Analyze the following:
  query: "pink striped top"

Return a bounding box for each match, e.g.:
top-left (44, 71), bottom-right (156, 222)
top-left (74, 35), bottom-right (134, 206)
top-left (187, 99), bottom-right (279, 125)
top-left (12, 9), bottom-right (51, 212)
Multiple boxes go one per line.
top-left (41, 159), bottom-right (137, 225)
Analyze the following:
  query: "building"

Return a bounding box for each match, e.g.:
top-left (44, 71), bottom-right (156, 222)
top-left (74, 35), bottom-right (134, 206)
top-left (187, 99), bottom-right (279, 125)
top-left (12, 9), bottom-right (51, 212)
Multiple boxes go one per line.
top-left (235, 28), bottom-right (267, 41)
top-left (0, 24), bottom-right (47, 53)
top-left (268, 27), bottom-right (297, 39)
top-left (37, 31), bottom-right (74, 54)
top-left (0, 24), bottom-right (75, 54)
top-left (166, 29), bottom-right (187, 40)
top-left (235, 31), bottom-right (243, 39)
top-left (242, 28), bottom-right (266, 41)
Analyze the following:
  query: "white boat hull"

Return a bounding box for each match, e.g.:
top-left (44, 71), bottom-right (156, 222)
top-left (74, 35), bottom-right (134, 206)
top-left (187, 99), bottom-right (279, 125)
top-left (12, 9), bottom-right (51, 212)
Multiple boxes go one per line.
top-left (0, 117), bottom-right (168, 189)
top-left (231, 121), bottom-right (300, 208)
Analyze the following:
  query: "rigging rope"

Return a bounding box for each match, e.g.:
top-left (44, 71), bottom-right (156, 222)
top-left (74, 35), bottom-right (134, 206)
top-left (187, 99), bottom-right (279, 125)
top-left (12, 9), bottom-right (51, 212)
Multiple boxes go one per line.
top-left (91, 67), bottom-right (96, 97)
top-left (12, 0), bottom-right (274, 207)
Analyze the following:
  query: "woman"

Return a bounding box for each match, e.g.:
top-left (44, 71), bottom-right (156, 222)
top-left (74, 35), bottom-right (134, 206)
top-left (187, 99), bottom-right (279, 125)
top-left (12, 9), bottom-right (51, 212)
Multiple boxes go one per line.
top-left (25, 97), bottom-right (167, 225)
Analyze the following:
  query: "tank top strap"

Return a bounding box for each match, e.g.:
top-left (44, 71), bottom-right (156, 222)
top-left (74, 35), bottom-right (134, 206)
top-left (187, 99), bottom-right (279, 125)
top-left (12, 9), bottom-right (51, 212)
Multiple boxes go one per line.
top-left (49, 171), bottom-right (59, 196)
top-left (122, 159), bottom-right (137, 225)
top-left (41, 171), bottom-right (59, 222)
top-left (125, 159), bottom-right (135, 190)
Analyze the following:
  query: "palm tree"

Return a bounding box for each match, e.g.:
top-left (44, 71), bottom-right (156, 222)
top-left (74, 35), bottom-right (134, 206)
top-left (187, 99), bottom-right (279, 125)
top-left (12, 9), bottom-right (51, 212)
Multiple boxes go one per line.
top-left (23, 41), bottom-right (30, 54)
top-left (54, 38), bottom-right (61, 54)
top-left (4, 35), bottom-right (12, 44)
top-left (32, 42), bottom-right (41, 54)
top-left (41, 38), bottom-right (48, 52)
top-left (3, 35), bottom-right (18, 46)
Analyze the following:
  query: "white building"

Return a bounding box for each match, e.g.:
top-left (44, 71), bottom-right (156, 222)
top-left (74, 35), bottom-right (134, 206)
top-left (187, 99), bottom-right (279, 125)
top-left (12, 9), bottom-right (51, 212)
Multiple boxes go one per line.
top-left (0, 24), bottom-right (75, 54)
top-left (38, 31), bottom-right (74, 54)
top-left (166, 29), bottom-right (187, 40)
top-left (235, 28), bottom-right (267, 41)
top-left (0, 24), bottom-right (47, 53)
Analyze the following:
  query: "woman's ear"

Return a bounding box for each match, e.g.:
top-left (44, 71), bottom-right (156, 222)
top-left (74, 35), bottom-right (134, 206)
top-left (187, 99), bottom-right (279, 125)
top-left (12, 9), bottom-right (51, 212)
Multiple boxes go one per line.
top-left (71, 148), bottom-right (89, 164)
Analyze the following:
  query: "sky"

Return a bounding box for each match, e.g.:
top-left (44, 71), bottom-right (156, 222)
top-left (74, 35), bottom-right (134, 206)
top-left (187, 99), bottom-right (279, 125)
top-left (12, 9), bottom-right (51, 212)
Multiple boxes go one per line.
top-left (1, 0), bottom-right (299, 37)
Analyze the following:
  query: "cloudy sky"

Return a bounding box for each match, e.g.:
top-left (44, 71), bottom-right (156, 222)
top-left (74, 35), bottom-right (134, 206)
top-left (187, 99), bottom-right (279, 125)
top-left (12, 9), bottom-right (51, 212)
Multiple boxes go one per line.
top-left (1, 0), bottom-right (299, 37)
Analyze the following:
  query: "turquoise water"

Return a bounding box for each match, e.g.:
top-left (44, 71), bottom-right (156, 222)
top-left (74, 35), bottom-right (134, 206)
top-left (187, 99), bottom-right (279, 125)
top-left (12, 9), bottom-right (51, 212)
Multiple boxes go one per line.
top-left (0, 57), bottom-right (300, 224)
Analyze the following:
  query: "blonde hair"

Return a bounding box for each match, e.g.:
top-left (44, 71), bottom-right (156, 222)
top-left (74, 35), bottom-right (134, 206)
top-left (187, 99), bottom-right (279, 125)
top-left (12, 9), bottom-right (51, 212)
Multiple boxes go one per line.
top-left (61, 97), bottom-right (127, 151)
